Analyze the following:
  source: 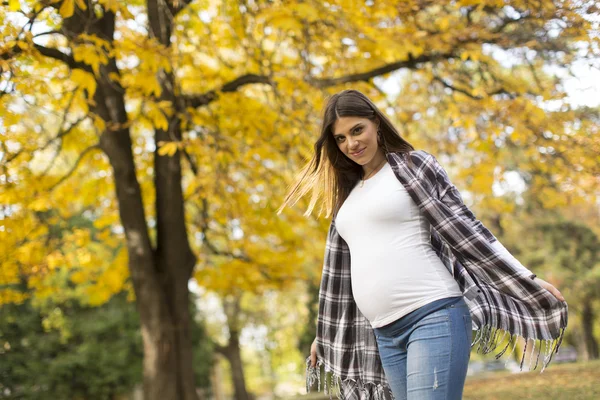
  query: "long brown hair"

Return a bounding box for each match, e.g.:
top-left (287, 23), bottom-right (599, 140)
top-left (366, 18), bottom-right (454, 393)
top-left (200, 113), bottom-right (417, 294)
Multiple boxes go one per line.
top-left (277, 89), bottom-right (415, 218)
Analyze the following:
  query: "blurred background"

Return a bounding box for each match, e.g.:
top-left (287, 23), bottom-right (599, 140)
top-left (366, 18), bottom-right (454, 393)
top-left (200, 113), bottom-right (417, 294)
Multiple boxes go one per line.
top-left (0, 1), bottom-right (598, 399)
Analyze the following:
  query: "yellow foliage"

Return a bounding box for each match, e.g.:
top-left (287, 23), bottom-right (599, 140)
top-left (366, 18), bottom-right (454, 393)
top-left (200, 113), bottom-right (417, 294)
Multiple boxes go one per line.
top-left (145, 104), bottom-right (168, 129)
top-left (157, 141), bottom-right (178, 156)
top-left (0, 0), bottom-right (597, 317)
top-left (29, 197), bottom-right (52, 212)
top-left (70, 271), bottom-right (87, 285)
top-left (8, 0), bottom-right (19, 11)
top-left (47, 252), bottom-right (65, 270)
top-left (71, 69), bottom-right (97, 96)
top-left (79, 33), bottom-right (110, 50)
top-left (93, 214), bottom-right (117, 229)
top-left (75, 0), bottom-right (88, 11)
top-left (0, 290), bottom-right (29, 305)
top-left (0, 261), bottom-right (20, 285)
top-left (92, 114), bottom-right (106, 132)
top-left (59, 0), bottom-right (75, 18)
top-left (73, 43), bottom-right (108, 75)
top-left (99, 0), bottom-right (133, 19)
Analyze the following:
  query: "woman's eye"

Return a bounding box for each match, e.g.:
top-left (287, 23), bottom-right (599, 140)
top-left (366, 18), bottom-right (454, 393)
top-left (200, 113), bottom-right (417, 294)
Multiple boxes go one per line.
top-left (353, 127), bottom-right (362, 134)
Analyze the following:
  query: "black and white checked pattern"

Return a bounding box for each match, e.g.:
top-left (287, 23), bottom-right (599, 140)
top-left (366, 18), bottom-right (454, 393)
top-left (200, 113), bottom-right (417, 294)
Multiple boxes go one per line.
top-left (307, 150), bottom-right (568, 400)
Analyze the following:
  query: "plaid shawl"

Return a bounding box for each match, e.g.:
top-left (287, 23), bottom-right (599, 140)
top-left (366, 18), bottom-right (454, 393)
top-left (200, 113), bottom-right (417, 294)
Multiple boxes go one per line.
top-left (306, 150), bottom-right (568, 400)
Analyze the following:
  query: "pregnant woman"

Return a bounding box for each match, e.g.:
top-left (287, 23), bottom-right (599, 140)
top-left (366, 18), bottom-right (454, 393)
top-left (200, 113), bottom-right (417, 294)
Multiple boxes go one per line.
top-left (278, 89), bottom-right (567, 400)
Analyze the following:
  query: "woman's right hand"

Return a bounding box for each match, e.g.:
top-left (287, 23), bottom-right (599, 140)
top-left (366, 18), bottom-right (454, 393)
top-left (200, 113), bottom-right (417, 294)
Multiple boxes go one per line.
top-left (310, 337), bottom-right (318, 368)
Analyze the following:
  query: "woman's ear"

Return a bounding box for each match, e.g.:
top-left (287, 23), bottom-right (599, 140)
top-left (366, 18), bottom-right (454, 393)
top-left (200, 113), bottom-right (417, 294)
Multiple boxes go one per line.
top-left (374, 118), bottom-right (381, 130)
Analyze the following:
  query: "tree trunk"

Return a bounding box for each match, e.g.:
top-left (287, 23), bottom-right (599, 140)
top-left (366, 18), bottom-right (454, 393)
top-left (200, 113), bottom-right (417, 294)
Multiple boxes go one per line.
top-left (218, 296), bottom-right (251, 400)
top-left (145, 0), bottom-right (199, 396)
top-left (87, 8), bottom-right (199, 399)
top-left (581, 299), bottom-right (599, 360)
top-left (210, 358), bottom-right (226, 400)
top-left (97, 86), bottom-right (198, 400)
top-left (221, 334), bottom-right (251, 400)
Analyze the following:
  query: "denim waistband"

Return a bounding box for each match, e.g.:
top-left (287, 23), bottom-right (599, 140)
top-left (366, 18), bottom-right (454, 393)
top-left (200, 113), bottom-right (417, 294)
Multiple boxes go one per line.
top-left (374, 296), bottom-right (463, 334)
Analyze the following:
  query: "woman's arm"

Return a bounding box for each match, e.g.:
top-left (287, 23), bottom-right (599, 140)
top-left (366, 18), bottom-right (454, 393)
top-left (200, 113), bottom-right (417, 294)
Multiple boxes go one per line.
top-left (431, 155), bottom-right (498, 243)
top-left (489, 240), bottom-right (535, 278)
top-left (430, 153), bottom-right (536, 277)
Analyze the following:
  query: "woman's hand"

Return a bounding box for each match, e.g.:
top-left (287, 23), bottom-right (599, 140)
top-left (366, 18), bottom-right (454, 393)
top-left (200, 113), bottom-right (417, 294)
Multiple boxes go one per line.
top-left (310, 337), bottom-right (318, 368)
top-left (533, 277), bottom-right (565, 301)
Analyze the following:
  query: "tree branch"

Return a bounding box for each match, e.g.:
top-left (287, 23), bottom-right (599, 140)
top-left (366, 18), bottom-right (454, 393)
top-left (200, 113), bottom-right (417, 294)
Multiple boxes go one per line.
top-left (182, 148), bottom-right (198, 176)
top-left (213, 343), bottom-right (228, 356)
top-left (198, 198), bottom-right (251, 262)
top-left (433, 76), bottom-right (482, 99)
top-left (184, 74), bottom-right (272, 108)
top-left (309, 52), bottom-right (457, 88)
top-left (48, 144), bottom-right (100, 191)
top-left (433, 76), bottom-right (516, 100)
top-left (184, 52), bottom-right (457, 108)
top-left (6, 115), bottom-right (87, 164)
top-left (33, 44), bottom-right (93, 73)
top-left (171, 0), bottom-right (194, 17)
top-left (33, 30), bottom-right (63, 39)
top-left (493, 10), bottom-right (532, 34)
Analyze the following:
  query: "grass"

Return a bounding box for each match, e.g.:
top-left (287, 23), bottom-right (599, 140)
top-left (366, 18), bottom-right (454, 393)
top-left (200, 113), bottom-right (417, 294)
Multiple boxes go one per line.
top-left (463, 360), bottom-right (600, 400)
top-left (291, 360), bottom-right (600, 399)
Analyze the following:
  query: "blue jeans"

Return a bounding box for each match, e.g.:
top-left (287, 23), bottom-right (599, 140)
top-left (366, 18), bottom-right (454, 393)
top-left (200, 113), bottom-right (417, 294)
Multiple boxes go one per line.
top-left (373, 297), bottom-right (472, 400)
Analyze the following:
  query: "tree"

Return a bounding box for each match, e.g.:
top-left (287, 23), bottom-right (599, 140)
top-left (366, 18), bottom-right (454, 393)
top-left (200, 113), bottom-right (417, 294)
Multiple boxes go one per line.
top-left (0, 293), bottom-right (144, 399)
top-left (1, 1), bottom-right (597, 399)
top-left (485, 196), bottom-right (600, 363)
top-left (202, 285), bottom-right (314, 399)
top-left (534, 220), bottom-right (600, 360)
top-left (0, 291), bottom-right (215, 399)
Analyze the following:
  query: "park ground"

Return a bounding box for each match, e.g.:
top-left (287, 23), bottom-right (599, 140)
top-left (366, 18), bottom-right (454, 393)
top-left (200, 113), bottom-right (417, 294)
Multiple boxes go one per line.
top-left (463, 359), bottom-right (600, 400)
top-left (290, 360), bottom-right (600, 400)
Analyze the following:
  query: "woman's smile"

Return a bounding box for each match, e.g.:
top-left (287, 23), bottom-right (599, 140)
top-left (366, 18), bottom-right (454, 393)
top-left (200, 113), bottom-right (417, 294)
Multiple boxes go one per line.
top-left (351, 148), bottom-right (366, 157)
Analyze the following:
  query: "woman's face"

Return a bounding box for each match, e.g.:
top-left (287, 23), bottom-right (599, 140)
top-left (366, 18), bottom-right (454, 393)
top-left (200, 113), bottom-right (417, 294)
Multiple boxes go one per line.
top-left (332, 116), bottom-right (380, 166)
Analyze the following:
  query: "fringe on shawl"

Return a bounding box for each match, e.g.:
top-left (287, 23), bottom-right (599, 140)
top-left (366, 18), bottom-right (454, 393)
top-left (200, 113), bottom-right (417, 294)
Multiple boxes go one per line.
top-left (470, 323), bottom-right (567, 373)
top-left (306, 358), bottom-right (393, 400)
top-left (305, 324), bottom-right (567, 399)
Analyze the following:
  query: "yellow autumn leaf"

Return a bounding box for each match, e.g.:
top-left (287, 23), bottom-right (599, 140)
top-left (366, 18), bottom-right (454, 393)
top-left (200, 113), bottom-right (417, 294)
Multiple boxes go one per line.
top-left (75, 0), bottom-right (87, 10)
top-left (293, 4), bottom-right (320, 22)
top-left (87, 287), bottom-right (110, 306)
top-left (92, 114), bottom-right (106, 131)
top-left (70, 271), bottom-right (87, 284)
top-left (157, 141), bottom-right (178, 156)
top-left (271, 15), bottom-right (303, 31)
top-left (439, 17), bottom-right (450, 31)
top-left (71, 69), bottom-right (97, 97)
top-left (73, 43), bottom-right (108, 75)
top-left (47, 253), bottom-right (64, 270)
top-left (59, 0), bottom-right (75, 18)
top-left (9, 0), bottom-right (19, 11)
top-left (93, 214), bottom-right (116, 229)
top-left (0, 290), bottom-right (29, 306)
top-left (30, 197), bottom-right (51, 211)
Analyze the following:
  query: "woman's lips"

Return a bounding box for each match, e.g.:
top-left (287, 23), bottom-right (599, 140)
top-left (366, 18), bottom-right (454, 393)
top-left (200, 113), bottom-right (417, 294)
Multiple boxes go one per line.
top-left (351, 148), bottom-right (365, 157)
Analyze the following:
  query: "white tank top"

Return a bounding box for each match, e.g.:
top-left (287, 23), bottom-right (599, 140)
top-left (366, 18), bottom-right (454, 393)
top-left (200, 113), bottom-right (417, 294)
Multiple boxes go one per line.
top-left (335, 162), bottom-right (462, 328)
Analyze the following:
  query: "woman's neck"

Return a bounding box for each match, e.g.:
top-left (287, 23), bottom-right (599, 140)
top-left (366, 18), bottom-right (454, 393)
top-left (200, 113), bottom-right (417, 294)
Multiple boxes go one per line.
top-left (362, 153), bottom-right (387, 181)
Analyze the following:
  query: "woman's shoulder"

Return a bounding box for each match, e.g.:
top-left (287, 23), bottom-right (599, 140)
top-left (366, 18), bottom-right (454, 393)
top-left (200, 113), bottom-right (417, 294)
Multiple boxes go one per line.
top-left (391, 149), bottom-right (436, 166)
top-left (408, 149), bottom-right (433, 160)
